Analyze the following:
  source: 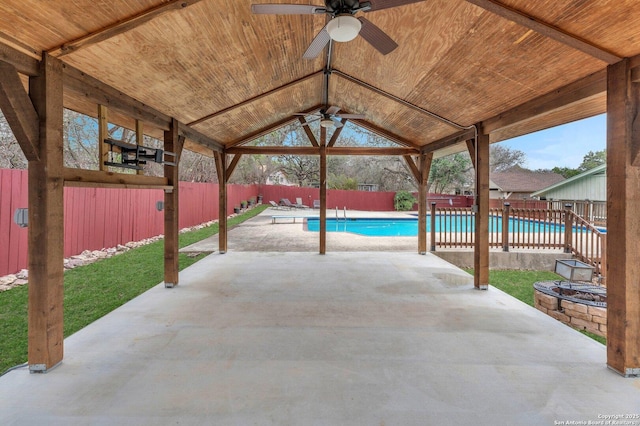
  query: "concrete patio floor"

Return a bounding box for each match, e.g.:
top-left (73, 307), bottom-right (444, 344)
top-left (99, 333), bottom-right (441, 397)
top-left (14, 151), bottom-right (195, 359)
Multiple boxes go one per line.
top-left (1, 249), bottom-right (639, 425)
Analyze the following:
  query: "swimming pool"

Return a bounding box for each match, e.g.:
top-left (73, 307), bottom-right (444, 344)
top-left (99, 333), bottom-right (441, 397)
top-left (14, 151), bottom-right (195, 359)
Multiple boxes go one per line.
top-left (305, 216), bottom-right (593, 237)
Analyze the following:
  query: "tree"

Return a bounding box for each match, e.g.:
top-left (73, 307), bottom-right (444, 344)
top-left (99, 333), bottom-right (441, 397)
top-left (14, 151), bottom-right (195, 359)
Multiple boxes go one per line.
top-left (578, 150), bottom-right (606, 172)
top-left (0, 111), bottom-right (26, 169)
top-left (428, 153), bottom-right (472, 194)
top-left (490, 145), bottom-right (526, 172)
top-left (550, 166), bottom-right (581, 179)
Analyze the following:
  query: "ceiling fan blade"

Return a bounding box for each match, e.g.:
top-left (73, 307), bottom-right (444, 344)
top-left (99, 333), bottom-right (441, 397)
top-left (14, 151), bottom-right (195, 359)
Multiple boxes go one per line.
top-left (325, 106), bottom-right (341, 115)
top-left (251, 4), bottom-right (326, 14)
top-left (331, 118), bottom-right (344, 128)
top-left (303, 26), bottom-right (331, 59)
top-left (293, 112), bottom-right (320, 116)
top-left (357, 17), bottom-right (398, 55)
top-left (335, 113), bottom-right (365, 119)
top-left (366, 0), bottom-right (426, 12)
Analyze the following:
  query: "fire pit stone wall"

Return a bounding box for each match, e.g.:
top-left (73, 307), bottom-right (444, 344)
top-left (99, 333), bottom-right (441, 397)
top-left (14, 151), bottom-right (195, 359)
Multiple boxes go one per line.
top-left (534, 290), bottom-right (607, 337)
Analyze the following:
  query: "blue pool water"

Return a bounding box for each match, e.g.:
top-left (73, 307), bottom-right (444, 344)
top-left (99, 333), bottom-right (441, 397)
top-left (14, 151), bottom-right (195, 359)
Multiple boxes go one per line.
top-left (305, 216), bottom-right (598, 237)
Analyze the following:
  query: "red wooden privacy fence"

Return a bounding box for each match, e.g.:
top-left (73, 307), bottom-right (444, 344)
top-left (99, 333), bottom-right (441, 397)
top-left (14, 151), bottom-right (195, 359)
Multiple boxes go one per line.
top-left (5, 170), bottom-right (472, 276)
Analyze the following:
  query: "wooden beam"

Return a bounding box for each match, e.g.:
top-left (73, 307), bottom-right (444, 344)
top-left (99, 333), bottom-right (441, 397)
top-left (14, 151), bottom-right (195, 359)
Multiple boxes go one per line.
top-left (606, 58), bottom-right (640, 377)
top-left (226, 154), bottom-right (242, 181)
top-left (474, 128), bottom-right (490, 290)
top-left (351, 120), bottom-right (419, 148)
top-left (27, 53), bottom-right (64, 372)
top-left (135, 120), bottom-right (144, 175)
top-left (319, 126), bottom-right (327, 255)
top-left (226, 106), bottom-right (322, 148)
top-left (0, 61), bottom-right (40, 161)
top-left (226, 146), bottom-right (419, 156)
top-left (298, 116), bottom-right (319, 147)
top-left (189, 71), bottom-right (323, 126)
top-left (98, 105), bottom-right (109, 171)
top-left (0, 41), bottom-right (39, 77)
top-left (465, 0), bottom-right (621, 64)
top-left (63, 63), bottom-right (172, 131)
top-left (214, 151), bottom-right (228, 254)
top-left (417, 153), bottom-right (433, 255)
top-left (421, 128), bottom-right (476, 154)
top-left (178, 123), bottom-right (223, 152)
top-left (402, 155), bottom-right (421, 183)
top-left (164, 118), bottom-right (183, 288)
top-left (227, 146), bottom-right (319, 156)
top-left (63, 167), bottom-right (171, 189)
top-left (328, 147), bottom-right (419, 156)
top-left (483, 69), bottom-right (606, 135)
top-left (327, 120), bottom-right (346, 147)
top-left (49, 1), bottom-right (206, 57)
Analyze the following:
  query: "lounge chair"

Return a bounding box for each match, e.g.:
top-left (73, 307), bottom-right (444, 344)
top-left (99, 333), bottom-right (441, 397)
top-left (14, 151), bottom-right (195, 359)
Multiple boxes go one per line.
top-left (295, 197), bottom-right (309, 209)
top-left (280, 198), bottom-right (302, 209)
top-left (313, 199), bottom-right (320, 209)
top-left (269, 200), bottom-right (287, 210)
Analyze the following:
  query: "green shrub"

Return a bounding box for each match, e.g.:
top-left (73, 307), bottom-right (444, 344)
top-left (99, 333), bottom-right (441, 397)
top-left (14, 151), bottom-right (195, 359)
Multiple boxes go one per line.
top-left (394, 191), bottom-right (417, 211)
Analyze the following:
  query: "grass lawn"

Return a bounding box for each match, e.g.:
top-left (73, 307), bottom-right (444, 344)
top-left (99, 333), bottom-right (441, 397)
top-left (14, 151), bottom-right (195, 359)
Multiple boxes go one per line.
top-left (0, 205), bottom-right (268, 374)
top-left (464, 268), bottom-right (606, 345)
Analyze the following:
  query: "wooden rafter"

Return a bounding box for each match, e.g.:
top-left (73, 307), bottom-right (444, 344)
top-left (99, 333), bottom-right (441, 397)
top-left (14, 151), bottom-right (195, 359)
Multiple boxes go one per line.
top-left (0, 61), bottom-right (40, 161)
top-left (482, 69), bottom-right (607, 135)
top-left (421, 128), bottom-right (476, 154)
top-left (298, 116), bottom-right (319, 147)
top-left (465, 0), bottom-right (621, 64)
top-left (351, 120), bottom-right (419, 148)
top-left (189, 71), bottom-right (324, 126)
top-left (226, 106), bottom-right (322, 148)
top-left (466, 139), bottom-right (476, 169)
top-left (48, 0), bottom-right (206, 57)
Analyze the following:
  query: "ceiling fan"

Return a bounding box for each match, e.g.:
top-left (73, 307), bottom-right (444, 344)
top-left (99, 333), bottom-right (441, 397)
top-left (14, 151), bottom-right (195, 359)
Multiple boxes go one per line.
top-left (295, 106), bottom-right (365, 128)
top-left (251, 0), bottom-right (425, 59)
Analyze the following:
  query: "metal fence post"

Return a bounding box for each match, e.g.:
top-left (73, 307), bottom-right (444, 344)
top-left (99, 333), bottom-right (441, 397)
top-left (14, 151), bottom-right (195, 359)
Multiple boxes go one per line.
top-left (502, 202), bottom-right (510, 252)
top-left (430, 202), bottom-right (437, 251)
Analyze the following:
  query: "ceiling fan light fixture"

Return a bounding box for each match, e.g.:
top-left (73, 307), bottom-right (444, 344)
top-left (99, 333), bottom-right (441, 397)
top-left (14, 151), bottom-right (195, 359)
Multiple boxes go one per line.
top-left (326, 15), bottom-right (361, 42)
top-left (320, 118), bottom-right (335, 128)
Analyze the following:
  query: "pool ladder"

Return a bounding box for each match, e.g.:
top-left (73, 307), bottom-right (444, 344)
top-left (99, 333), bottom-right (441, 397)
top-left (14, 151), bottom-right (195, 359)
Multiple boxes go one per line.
top-left (335, 206), bottom-right (347, 221)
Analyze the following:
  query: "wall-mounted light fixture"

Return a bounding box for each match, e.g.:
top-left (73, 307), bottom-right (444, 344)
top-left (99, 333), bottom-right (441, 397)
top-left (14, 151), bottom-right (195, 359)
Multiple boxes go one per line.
top-left (156, 201), bottom-right (164, 211)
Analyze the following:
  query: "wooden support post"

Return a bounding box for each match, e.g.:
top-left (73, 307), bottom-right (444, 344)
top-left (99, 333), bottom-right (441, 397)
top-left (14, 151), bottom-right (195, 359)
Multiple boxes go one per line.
top-left (418, 153), bottom-right (433, 254)
top-left (319, 126), bottom-right (327, 254)
top-left (474, 128), bottom-right (489, 290)
top-left (563, 203), bottom-right (573, 253)
top-left (135, 120), bottom-right (144, 175)
top-left (27, 53), bottom-right (65, 372)
top-left (502, 203), bottom-right (510, 252)
top-left (163, 119), bottom-right (183, 288)
top-left (214, 151), bottom-right (228, 254)
top-left (606, 58), bottom-right (640, 377)
top-left (98, 104), bottom-right (109, 171)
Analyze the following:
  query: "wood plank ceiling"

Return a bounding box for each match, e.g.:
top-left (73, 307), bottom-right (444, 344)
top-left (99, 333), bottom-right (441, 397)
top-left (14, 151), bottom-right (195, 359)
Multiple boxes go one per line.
top-left (1, 0), bottom-right (640, 153)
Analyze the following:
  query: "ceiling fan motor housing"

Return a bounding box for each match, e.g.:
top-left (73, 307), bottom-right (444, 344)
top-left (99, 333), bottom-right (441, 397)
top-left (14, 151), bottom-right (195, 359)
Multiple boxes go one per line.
top-left (325, 0), bottom-right (360, 14)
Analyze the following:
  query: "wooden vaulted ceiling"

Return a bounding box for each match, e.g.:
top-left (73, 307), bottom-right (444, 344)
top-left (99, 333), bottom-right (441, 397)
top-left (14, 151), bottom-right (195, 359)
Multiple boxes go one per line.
top-left (1, 0), bottom-right (640, 155)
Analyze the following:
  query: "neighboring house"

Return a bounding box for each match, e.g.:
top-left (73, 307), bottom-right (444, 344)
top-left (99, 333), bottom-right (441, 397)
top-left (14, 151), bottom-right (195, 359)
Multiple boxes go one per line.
top-left (265, 170), bottom-right (297, 186)
top-left (490, 167), bottom-right (565, 200)
top-left (531, 164), bottom-right (606, 202)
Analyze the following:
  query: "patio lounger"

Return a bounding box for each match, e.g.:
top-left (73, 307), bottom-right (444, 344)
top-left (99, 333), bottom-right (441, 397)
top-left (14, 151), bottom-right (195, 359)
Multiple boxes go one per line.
top-left (313, 199), bottom-right (320, 209)
top-left (295, 197), bottom-right (309, 209)
top-left (269, 200), bottom-right (287, 210)
top-left (280, 198), bottom-right (300, 209)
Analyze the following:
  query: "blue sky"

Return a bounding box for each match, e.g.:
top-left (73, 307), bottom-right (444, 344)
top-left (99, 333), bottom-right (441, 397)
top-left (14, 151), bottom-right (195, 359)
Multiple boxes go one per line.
top-left (498, 114), bottom-right (606, 170)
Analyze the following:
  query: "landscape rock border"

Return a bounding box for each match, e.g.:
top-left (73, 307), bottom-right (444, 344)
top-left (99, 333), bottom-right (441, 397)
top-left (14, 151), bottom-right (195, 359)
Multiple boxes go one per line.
top-left (0, 219), bottom-right (222, 292)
